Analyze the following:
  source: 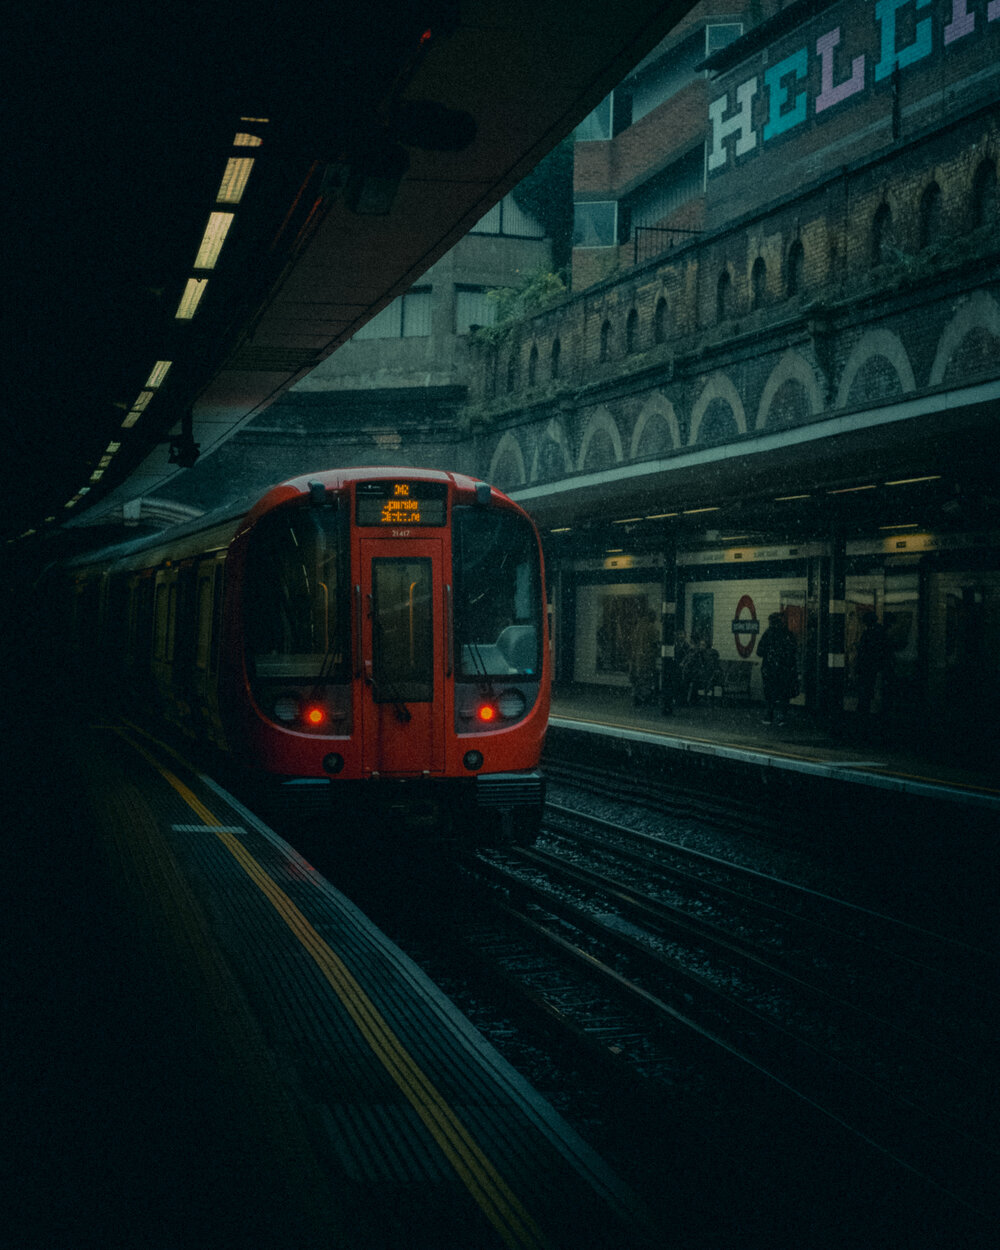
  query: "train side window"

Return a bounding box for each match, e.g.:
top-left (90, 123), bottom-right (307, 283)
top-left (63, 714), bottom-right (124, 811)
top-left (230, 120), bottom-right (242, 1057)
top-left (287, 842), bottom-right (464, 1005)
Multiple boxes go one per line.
top-left (195, 574), bottom-right (214, 670)
top-left (153, 582), bottom-right (169, 660)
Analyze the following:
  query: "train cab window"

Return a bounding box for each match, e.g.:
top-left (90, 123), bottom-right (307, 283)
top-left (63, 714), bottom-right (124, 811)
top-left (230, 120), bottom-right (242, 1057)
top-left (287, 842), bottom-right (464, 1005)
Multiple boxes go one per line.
top-left (243, 503), bottom-right (347, 684)
top-left (452, 508), bottom-right (542, 678)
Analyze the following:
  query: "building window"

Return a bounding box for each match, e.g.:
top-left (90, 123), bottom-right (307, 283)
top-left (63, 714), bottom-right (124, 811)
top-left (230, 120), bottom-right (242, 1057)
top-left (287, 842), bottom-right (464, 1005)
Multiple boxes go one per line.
top-left (918, 182), bottom-right (942, 249)
top-left (354, 288), bottom-right (432, 339)
top-left (575, 94), bottom-right (612, 141)
top-left (506, 350), bottom-right (519, 393)
top-left (528, 343), bottom-right (538, 387)
top-left (625, 308), bottom-right (639, 354)
top-left (551, 338), bottom-right (561, 380)
top-left (470, 191), bottom-right (545, 238)
top-left (653, 297), bottom-right (668, 344)
top-left (751, 257), bottom-right (767, 309)
top-left (716, 270), bottom-right (733, 321)
top-left (599, 319), bottom-right (612, 362)
top-left (972, 160), bottom-right (997, 229)
top-left (455, 286), bottom-right (496, 334)
top-left (705, 23), bottom-right (743, 56)
top-left (872, 203), bottom-right (893, 266)
top-left (573, 201), bottom-right (618, 248)
top-left (787, 240), bottom-right (804, 297)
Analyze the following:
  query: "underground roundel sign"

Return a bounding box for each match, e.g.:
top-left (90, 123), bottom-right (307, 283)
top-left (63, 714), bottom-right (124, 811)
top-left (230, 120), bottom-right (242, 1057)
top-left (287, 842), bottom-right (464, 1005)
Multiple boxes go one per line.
top-left (731, 594), bottom-right (759, 658)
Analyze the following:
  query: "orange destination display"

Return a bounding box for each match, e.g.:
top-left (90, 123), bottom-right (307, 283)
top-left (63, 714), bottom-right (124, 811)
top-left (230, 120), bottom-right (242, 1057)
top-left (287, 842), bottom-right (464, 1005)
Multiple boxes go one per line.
top-left (356, 479), bottom-right (448, 526)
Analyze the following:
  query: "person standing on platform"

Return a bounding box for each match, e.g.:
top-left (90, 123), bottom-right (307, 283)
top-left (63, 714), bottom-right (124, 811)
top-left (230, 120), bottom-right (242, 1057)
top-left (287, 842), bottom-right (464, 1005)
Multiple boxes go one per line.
top-left (630, 610), bottom-right (659, 707)
top-left (757, 612), bottom-right (797, 725)
top-left (855, 610), bottom-right (892, 719)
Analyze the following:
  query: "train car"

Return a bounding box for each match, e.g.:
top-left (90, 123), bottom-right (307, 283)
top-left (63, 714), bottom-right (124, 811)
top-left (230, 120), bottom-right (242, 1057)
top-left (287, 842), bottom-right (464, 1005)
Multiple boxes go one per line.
top-left (66, 467), bottom-right (550, 843)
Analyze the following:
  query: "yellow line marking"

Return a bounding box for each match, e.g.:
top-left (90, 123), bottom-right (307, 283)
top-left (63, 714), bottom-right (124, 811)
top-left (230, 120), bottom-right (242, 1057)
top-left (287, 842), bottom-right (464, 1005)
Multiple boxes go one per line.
top-left (118, 729), bottom-right (550, 1250)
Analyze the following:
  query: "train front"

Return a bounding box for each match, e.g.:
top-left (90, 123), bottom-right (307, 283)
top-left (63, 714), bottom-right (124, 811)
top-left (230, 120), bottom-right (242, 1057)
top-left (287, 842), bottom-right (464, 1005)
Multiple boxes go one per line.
top-left (224, 469), bottom-right (549, 843)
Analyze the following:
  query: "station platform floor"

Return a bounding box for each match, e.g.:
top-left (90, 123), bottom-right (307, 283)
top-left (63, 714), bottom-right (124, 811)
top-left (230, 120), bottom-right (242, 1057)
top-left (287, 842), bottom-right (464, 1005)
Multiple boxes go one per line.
top-left (548, 683), bottom-right (1000, 811)
top-left (2, 712), bottom-right (652, 1250)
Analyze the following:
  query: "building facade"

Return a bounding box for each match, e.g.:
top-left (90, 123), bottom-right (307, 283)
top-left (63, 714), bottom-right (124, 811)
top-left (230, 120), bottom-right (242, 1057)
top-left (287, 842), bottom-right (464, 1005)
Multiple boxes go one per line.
top-left (467, 0), bottom-right (1000, 750)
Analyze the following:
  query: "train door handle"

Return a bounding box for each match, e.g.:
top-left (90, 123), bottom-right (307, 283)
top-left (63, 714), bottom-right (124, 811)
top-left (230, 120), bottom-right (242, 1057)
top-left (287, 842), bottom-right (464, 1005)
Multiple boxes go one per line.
top-left (353, 585), bottom-right (363, 677)
top-left (445, 583), bottom-right (453, 678)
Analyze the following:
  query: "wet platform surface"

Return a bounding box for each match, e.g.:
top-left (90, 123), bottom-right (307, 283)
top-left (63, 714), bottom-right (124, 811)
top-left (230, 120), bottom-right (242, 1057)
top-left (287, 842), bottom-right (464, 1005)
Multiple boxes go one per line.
top-left (549, 684), bottom-right (1000, 810)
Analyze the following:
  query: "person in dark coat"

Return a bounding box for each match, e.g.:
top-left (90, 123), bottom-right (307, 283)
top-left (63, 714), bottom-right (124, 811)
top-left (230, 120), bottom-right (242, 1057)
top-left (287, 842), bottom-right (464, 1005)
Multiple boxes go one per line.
top-left (757, 612), bottom-right (797, 724)
top-left (855, 610), bottom-right (892, 717)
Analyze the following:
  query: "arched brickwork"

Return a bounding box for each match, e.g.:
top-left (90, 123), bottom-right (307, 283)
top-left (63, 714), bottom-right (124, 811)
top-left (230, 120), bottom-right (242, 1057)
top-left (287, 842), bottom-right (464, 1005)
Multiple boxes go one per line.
top-left (690, 374), bottom-right (747, 444)
top-left (487, 431), bottom-right (527, 490)
top-left (631, 394), bottom-right (681, 460)
top-left (530, 418), bottom-right (573, 482)
top-left (930, 291), bottom-right (1000, 387)
top-left (577, 407), bottom-right (624, 472)
top-left (757, 350), bottom-right (824, 430)
top-left (836, 329), bottom-right (915, 409)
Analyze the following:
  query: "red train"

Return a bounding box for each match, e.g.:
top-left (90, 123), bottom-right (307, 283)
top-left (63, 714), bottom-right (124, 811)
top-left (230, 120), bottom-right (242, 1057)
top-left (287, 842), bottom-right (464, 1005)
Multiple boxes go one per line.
top-left (66, 467), bottom-right (550, 842)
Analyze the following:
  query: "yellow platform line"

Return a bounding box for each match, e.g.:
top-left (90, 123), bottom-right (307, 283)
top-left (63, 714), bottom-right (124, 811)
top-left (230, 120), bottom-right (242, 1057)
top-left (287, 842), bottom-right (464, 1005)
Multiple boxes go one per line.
top-left (118, 730), bottom-right (550, 1250)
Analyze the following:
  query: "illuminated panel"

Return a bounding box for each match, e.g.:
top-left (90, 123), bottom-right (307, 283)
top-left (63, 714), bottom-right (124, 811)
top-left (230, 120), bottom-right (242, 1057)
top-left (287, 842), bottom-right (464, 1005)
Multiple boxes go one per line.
top-left (193, 212), bottom-right (235, 269)
top-left (356, 480), bottom-right (448, 527)
top-left (234, 132), bottom-right (264, 146)
top-left (216, 157), bottom-right (254, 204)
top-left (144, 360), bottom-right (172, 388)
top-left (176, 277), bottom-right (209, 319)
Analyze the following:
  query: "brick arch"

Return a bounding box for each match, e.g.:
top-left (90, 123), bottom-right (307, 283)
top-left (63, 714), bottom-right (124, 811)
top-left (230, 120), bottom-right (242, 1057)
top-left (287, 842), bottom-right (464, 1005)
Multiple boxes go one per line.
top-left (836, 329), bottom-right (915, 409)
top-left (930, 291), bottom-right (1000, 387)
top-left (690, 374), bottom-right (747, 444)
top-left (577, 406), bottom-right (624, 471)
top-left (756, 350), bottom-right (825, 430)
top-left (487, 431), bottom-right (527, 490)
top-left (630, 393), bottom-right (681, 459)
top-left (530, 418), bottom-right (573, 483)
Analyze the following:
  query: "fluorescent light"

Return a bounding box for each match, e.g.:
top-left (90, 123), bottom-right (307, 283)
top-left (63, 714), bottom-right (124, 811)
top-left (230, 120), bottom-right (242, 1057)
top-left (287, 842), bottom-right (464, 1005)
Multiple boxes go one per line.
top-left (885, 475), bottom-right (941, 486)
top-left (217, 158), bottom-right (254, 204)
top-left (828, 484), bottom-right (875, 493)
top-left (233, 132), bottom-right (264, 147)
top-left (612, 517), bottom-right (642, 524)
top-left (176, 277), bottom-right (209, 319)
top-left (774, 493), bottom-right (810, 501)
top-left (193, 212), bottom-right (235, 269)
top-left (90, 470), bottom-right (104, 482)
top-left (98, 455), bottom-right (112, 467)
top-left (605, 548), bottom-right (623, 554)
top-left (239, 116), bottom-right (269, 124)
top-left (132, 390), bottom-right (155, 411)
top-left (549, 527), bottom-right (572, 533)
top-left (683, 506), bottom-right (720, 514)
top-left (121, 411), bottom-right (141, 428)
top-left (105, 441), bottom-right (121, 454)
top-left (879, 523), bottom-right (919, 530)
top-left (645, 512), bottom-right (678, 519)
top-left (144, 361), bottom-right (172, 389)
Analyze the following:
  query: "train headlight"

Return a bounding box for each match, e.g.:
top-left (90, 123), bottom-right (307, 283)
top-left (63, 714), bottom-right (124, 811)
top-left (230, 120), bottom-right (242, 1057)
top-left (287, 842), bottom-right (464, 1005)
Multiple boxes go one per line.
top-left (273, 696), bottom-right (299, 723)
top-left (497, 689), bottom-right (527, 720)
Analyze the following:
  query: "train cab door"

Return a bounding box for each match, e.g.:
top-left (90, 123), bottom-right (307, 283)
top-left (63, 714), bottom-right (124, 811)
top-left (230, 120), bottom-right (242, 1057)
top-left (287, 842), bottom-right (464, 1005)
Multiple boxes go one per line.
top-left (357, 538), bottom-right (447, 777)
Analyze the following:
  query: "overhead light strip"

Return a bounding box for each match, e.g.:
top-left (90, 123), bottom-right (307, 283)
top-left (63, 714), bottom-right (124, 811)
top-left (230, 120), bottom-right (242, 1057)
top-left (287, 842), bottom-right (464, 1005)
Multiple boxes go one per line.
top-left (176, 277), bottom-right (209, 320)
top-left (885, 475), bottom-right (942, 486)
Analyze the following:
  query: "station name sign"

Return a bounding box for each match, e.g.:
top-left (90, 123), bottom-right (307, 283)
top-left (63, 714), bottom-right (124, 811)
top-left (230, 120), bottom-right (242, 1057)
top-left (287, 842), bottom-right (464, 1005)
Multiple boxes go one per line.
top-left (708, 0), bottom-right (1000, 174)
top-left (356, 480), bottom-right (447, 527)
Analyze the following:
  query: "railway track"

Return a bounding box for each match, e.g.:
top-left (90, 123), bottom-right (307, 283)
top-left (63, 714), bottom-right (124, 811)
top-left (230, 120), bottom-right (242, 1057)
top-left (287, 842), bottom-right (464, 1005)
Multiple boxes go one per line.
top-left (450, 809), bottom-right (1000, 1234)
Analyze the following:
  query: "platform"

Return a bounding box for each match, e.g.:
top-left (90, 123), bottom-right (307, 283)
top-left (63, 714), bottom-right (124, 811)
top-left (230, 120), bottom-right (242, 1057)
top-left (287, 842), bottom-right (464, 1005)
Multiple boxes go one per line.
top-left (3, 714), bottom-right (653, 1250)
top-left (548, 684), bottom-right (1000, 813)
